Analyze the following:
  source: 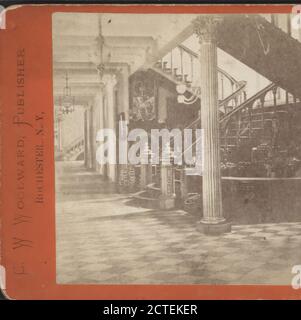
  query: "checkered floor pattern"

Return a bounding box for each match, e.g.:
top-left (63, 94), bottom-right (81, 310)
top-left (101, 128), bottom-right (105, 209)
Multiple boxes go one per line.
top-left (56, 192), bottom-right (301, 285)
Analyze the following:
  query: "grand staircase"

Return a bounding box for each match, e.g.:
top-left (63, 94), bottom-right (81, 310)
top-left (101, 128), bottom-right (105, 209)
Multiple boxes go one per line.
top-left (130, 26), bottom-right (301, 209)
top-left (56, 136), bottom-right (85, 161)
top-left (130, 44), bottom-right (248, 208)
top-left (55, 161), bottom-right (116, 199)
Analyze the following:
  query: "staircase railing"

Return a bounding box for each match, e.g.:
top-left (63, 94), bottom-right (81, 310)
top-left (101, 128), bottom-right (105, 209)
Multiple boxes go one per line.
top-left (150, 42), bottom-right (250, 166)
top-left (182, 83), bottom-right (278, 156)
top-left (62, 136), bottom-right (84, 157)
top-left (220, 83), bottom-right (277, 124)
top-left (157, 44), bottom-right (246, 100)
top-left (153, 44), bottom-right (247, 130)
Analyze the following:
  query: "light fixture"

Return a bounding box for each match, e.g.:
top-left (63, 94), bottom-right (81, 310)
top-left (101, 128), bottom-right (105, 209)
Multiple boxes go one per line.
top-left (96, 15), bottom-right (111, 81)
top-left (176, 84), bottom-right (186, 95)
top-left (59, 72), bottom-right (75, 115)
top-left (176, 84), bottom-right (200, 105)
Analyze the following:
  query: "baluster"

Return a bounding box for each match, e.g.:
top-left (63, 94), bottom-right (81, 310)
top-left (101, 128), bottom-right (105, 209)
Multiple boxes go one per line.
top-left (286, 90), bottom-right (289, 105)
top-left (190, 54), bottom-right (194, 84)
top-left (231, 82), bottom-right (234, 107)
top-left (272, 86), bottom-right (278, 110)
top-left (248, 106), bottom-right (252, 140)
top-left (221, 74), bottom-right (224, 100)
top-left (238, 87), bottom-right (242, 105)
top-left (170, 49), bottom-right (173, 74)
top-left (235, 112), bottom-right (239, 148)
top-left (180, 46), bottom-right (183, 79)
top-left (234, 93), bottom-right (238, 109)
top-left (260, 95), bottom-right (265, 139)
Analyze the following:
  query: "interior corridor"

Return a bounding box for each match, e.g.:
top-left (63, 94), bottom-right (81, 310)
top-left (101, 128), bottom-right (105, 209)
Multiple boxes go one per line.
top-left (56, 161), bottom-right (301, 285)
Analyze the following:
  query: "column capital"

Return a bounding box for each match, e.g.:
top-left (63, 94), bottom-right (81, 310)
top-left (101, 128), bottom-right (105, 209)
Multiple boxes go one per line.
top-left (192, 15), bottom-right (223, 43)
top-left (83, 102), bottom-right (93, 112)
top-left (102, 73), bottom-right (117, 89)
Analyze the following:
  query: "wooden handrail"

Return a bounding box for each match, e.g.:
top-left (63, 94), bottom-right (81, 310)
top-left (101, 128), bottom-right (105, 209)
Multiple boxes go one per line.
top-left (220, 83), bottom-right (277, 123)
top-left (184, 81), bottom-right (247, 130)
top-left (156, 44), bottom-right (247, 131)
top-left (178, 44), bottom-right (240, 86)
top-left (182, 83), bottom-right (277, 156)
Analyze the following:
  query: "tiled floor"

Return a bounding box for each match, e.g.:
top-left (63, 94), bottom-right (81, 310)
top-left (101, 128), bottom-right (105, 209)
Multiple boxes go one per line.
top-left (56, 162), bottom-right (301, 285)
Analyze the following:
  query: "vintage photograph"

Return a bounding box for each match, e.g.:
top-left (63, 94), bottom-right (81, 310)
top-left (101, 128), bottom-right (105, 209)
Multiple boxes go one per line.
top-left (53, 12), bottom-right (301, 285)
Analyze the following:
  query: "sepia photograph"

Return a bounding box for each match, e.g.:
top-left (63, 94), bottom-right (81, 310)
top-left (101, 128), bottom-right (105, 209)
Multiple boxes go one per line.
top-left (52, 12), bottom-right (301, 285)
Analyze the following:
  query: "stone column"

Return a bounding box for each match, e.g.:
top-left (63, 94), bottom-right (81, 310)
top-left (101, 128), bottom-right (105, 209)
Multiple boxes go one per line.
top-left (117, 67), bottom-right (130, 189)
top-left (120, 66), bottom-right (130, 121)
top-left (104, 74), bottom-right (117, 182)
top-left (83, 105), bottom-right (93, 169)
top-left (94, 88), bottom-right (105, 174)
top-left (193, 15), bottom-right (231, 234)
top-left (84, 109), bottom-right (89, 168)
top-left (90, 103), bottom-right (98, 171)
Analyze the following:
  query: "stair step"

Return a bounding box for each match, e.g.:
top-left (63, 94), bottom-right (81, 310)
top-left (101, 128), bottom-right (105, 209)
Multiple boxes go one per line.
top-left (128, 194), bottom-right (160, 209)
top-left (146, 183), bottom-right (160, 191)
top-left (132, 195), bottom-right (157, 201)
top-left (58, 174), bottom-right (103, 183)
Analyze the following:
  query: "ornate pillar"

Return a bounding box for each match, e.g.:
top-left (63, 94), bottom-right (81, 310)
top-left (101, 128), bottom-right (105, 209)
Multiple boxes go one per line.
top-left (140, 143), bottom-right (152, 189)
top-left (84, 107), bottom-right (93, 169)
top-left (193, 15), bottom-right (231, 234)
top-left (94, 88), bottom-right (105, 174)
top-left (180, 168), bottom-right (188, 199)
top-left (159, 147), bottom-right (175, 210)
top-left (159, 164), bottom-right (175, 210)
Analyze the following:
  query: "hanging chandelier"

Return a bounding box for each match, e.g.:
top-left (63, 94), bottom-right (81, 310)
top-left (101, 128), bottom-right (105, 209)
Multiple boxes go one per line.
top-left (96, 15), bottom-right (111, 82)
top-left (59, 72), bottom-right (75, 115)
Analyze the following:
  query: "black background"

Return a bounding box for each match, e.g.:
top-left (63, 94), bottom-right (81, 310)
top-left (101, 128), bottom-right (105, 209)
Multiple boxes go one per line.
top-left (0, 300), bottom-right (300, 317)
